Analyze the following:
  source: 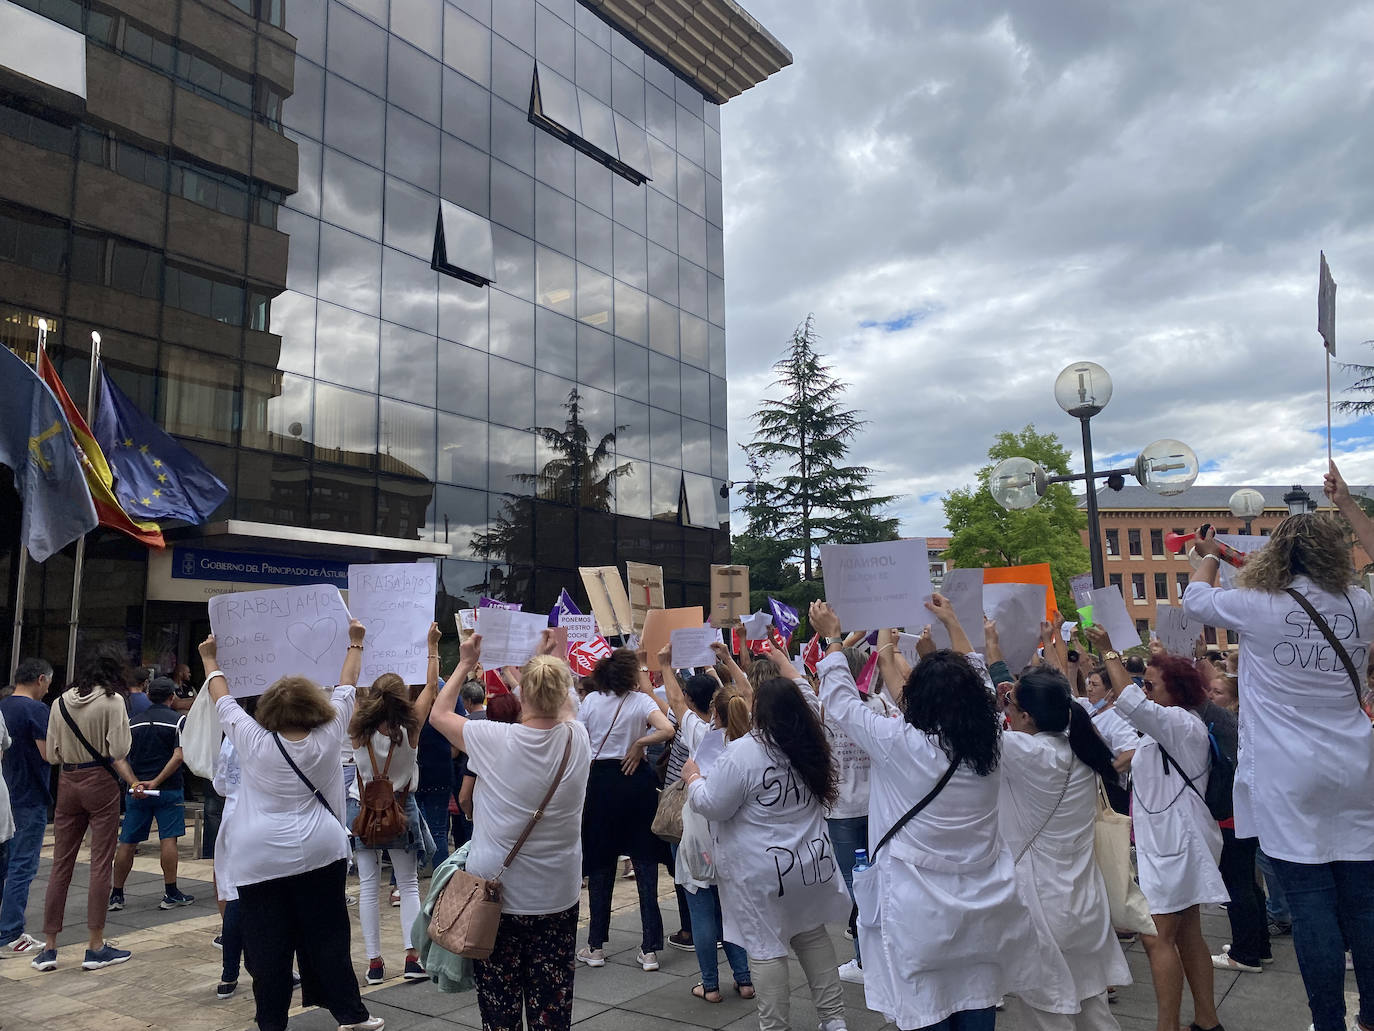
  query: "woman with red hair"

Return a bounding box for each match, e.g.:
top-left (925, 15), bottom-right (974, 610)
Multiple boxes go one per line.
top-left (1085, 627), bottom-right (1227, 1031)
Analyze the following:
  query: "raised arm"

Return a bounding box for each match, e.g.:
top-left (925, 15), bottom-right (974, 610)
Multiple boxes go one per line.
top-left (1328, 460), bottom-right (1374, 558)
top-left (1083, 623), bottom-right (1132, 695)
top-left (875, 627), bottom-right (912, 707)
top-left (339, 619), bottom-right (366, 687)
top-left (407, 622), bottom-right (442, 747)
top-left (430, 634), bottom-right (480, 753)
top-left (813, 602), bottom-right (900, 757)
top-left (926, 593), bottom-right (972, 654)
top-left (710, 639), bottom-right (752, 700)
top-left (659, 642), bottom-right (689, 723)
top-left (199, 634), bottom-right (231, 705)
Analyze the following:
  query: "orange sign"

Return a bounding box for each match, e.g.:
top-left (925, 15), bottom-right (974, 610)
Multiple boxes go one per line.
top-left (982, 563), bottom-right (1056, 619)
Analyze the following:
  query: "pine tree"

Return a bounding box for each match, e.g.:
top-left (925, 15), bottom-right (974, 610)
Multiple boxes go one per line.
top-left (741, 315), bottom-right (899, 581)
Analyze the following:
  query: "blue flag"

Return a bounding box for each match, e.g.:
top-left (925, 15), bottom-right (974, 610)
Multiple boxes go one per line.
top-left (550, 588), bottom-right (582, 627)
top-left (0, 347), bottom-right (97, 561)
top-left (91, 366), bottom-right (228, 524)
top-left (768, 597), bottom-right (799, 640)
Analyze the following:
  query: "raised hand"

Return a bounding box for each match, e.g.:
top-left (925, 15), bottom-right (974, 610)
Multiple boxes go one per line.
top-left (348, 618), bottom-right (366, 645)
top-left (459, 633), bottom-right (482, 666)
top-left (915, 625), bottom-right (935, 659)
top-left (809, 601), bottom-right (841, 639)
top-left (427, 621), bottom-right (442, 648)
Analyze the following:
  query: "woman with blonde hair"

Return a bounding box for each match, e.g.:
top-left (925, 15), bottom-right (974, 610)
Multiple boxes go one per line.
top-left (429, 633), bottom-right (591, 1031)
top-left (711, 686), bottom-right (751, 741)
top-left (1184, 475), bottom-right (1374, 1031)
top-left (347, 622), bottom-right (440, 986)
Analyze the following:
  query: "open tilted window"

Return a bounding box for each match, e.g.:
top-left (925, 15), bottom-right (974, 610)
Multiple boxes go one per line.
top-left (432, 200), bottom-right (496, 288)
top-left (529, 63), bottom-right (651, 186)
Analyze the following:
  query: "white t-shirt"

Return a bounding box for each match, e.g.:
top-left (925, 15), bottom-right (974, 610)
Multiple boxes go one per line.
top-left (1183, 576), bottom-right (1374, 863)
top-left (578, 690), bottom-right (659, 760)
top-left (349, 730), bottom-right (419, 798)
top-left (461, 719), bottom-right (591, 915)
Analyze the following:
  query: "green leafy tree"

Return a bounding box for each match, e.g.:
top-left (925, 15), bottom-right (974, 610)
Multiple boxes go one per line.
top-left (943, 425), bottom-right (1090, 617)
top-left (741, 315), bottom-right (899, 582)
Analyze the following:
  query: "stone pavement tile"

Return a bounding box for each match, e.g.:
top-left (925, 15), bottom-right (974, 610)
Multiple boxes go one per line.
top-left (367, 980), bottom-right (480, 1017)
top-left (573, 958), bottom-right (684, 1006)
top-left (616, 976), bottom-right (757, 1029)
top-left (574, 1009), bottom-right (722, 1031)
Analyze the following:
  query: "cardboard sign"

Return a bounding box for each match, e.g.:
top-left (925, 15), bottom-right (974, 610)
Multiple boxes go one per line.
top-left (929, 568), bottom-right (986, 651)
top-left (475, 607), bottom-right (548, 669)
top-left (984, 563), bottom-right (1056, 619)
top-left (579, 565), bottom-right (634, 638)
top-left (561, 613), bottom-right (596, 643)
top-left (818, 538), bottom-right (933, 632)
top-left (208, 584), bottom-right (352, 698)
top-left (625, 561), bottom-right (665, 632)
top-left (346, 563), bottom-right (436, 685)
top-left (641, 607), bottom-right (705, 671)
top-left (1088, 585), bottom-right (1143, 652)
top-left (568, 634), bottom-right (613, 676)
top-left (709, 564), bottom-right (751, 628)
top-left (982, 582), bottom-right (1046, 672)
top-left (1155, 604), bottom-right (1195, 656)
top-left (670, 626), bottom-right (721, 668)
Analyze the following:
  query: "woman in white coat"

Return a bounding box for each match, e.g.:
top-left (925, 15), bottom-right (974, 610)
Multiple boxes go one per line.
top-left (811, 599), bottom-right (1049, 1031)
top-left (681, 659), bottom-right (850, 1031)
top-left (1087, 625), bottom-right (1227, 1031)
top-left (1002, 667), bottom-right (1131, 1030)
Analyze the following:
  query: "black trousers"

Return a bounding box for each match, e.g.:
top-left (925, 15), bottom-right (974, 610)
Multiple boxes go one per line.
top-left (1219, 828), bottom-right (1272, 967)
top-left (237, 859), bottom-right (368, 1031)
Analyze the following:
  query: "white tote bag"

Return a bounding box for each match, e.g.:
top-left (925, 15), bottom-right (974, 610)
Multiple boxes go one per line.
top-left (180, 687), bottom-right (221, 778)
top-left (1093, 782), bottom-right (1156, 936)
top-left (679, 796), bottom-right (716, 883)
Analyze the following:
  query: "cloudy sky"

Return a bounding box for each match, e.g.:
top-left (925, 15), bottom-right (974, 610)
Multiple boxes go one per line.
top-left (718, 0), bottom-right (1374, 536)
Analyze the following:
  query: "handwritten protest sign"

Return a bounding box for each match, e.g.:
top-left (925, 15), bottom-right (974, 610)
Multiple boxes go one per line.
top-left (983, 582), bottom-right (1046, 671)
top-left (1089, 585), bottom-right (1143, 652)
top-left (930, 568), bottom-right (986, 651)
top-left (670, 626), bottom-right (721, 668)
top-left (819, 539), bottom-right (933, 632)
top-left (626, 562), bottom-right (665, 632)
top-left (347, 563), bottom-right (436, 685)
top-left (457, 609), bottom-right (476, 631)
top-left (1155, 603), bottom-right (1195, 656)
top-left (1069, 572), bottom-right (1095, 609)
top-left (476, 607), bottom-right (548, 669)
top-left (561, 614), bottom-right (596, 643)
top-left (208, 584), bottom-right (352, 697)
top-left (1215, 534), bottom-right (1269, 588)
top-left (641, 607), bottom-right (705, 671)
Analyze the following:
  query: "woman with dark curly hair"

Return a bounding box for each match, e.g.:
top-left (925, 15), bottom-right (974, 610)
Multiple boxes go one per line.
top-left (681, 652), bottom-right (851, 1031)
top-left (811, 598), bottom-right (1044, 1031)
top-left (1086, 624), bottom-right (1226, 1031)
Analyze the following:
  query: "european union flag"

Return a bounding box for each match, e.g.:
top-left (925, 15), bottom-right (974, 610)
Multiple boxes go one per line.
top-left (91, 366), bottom-right (228, 524)
top-left (0, 346), bottom-right (97, 561)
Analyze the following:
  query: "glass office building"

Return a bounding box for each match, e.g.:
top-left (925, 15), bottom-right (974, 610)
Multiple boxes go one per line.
top-left (0, 0), bottom-right (788, 677)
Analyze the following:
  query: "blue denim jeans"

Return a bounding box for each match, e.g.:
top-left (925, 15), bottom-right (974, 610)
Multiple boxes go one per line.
top-left (416, 790), bottom-right (452, 873)
top-left (914, 1007), bottom-right (996, 1031)
top-left (827, 815), bottom-right (867, 963)
top-left (0, 804), bottom-right (48, 945)
top-left (1270, 857), bottom-right (1374, 1031)
top-left (1258, 848), bottom-right (1292, 924)
top-left (682, 884), bottom-right (750, 992)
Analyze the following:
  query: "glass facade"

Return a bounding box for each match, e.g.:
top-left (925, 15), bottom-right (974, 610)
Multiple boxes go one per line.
top-left (0, 0), bottom-right (732, 675)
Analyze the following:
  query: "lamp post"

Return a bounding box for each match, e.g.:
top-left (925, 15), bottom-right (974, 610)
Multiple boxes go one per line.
top-left (1283, 485), bottom-right (1316, 516)
top-left (989, 361), bottom-right (1200, 589)
top-left (1229, 488), bottom-right (1265, 535)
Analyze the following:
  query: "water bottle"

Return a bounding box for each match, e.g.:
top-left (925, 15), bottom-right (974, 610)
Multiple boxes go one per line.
top-left (852, 848), bottom-right (870, 873)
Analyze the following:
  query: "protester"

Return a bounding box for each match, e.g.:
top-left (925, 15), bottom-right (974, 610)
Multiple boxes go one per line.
top-left (415, 652), bottom-right (457, 873)
top-left (1081, 667), bottom-right (1136, 812)
top-left (0, 657), bottom-right (51, 959)
top-left (1001, 667), bottom-right (1131, 1030)
top-left (1088, 626), bottom-right (1226, 1031)
top-left (126, 666), bottom-right (153, 717)
top-left (212, 728), bottom-right (244, 999)
top-left (575, 648), bottom-right (674, 971)
top-left (429, 632), bottom-right (591, 1031)
top-left (0, 711), bottom-right (14, 864)
top-left (658, 647), bottom-right (753, 1004)
top-left (815, 599), bottom-right (1052, 1031)
top-left (200, 625), bottom-right (383, 1031)
top-left (683, 641), bottom-right (850, 1031)
top-left (347, 622), bottom-right (440, 986)
top-left (1182, 472), bottom-right (1374, 1031)
top-left (712, 686), bottom-right (751, 741)
top-left (35, 647), bottom-right (142, 972)
top-left (109, 677), bottom-right (193, 913)
top-left (450, 678), bottom-right (486, 847)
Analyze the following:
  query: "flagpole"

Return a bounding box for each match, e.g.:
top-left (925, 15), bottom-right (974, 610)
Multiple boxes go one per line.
top-left (1327, 350), bottom-right (1333, 466)
top-left (9, 321), bottom-right (46, 683)
top-left (64, 331), bottom-right (100, 683)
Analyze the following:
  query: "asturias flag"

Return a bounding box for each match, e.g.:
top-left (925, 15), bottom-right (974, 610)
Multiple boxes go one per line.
top-left (0, 346), bottom-right (97, 561)
top-left (92, 366), bottom-right (228, 524)
top-left (37, 350), bottom-right (163, 548)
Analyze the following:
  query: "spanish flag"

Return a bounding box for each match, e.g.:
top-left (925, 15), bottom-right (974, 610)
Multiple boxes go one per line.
top-left (37, 350), bottom-right (164, 548)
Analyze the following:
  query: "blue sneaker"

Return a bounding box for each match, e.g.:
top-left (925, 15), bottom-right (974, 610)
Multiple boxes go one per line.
top-left (82, 943), bottom-right (131, 969)
top-left (159, 889), bottom-right (195, 910)
top-left (30, 948), bottom-right (57, 971)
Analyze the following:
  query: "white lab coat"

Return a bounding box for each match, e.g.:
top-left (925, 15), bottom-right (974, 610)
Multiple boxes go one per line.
top-left (687, 718), bottom-right (851, 960)
top-left (212, 737), bottom-right (242, 902)
top-left (1114, 684), bottom-right (1227, 913)
top-left (817, 653), bottom-right (1056, 1028)
top-left (1000, 732), bottom-right (1132, 1008)
top-left (1183, 577), bottom-right (1374, 863)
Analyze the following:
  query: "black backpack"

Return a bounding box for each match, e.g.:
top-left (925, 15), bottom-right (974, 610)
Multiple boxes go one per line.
top-left (1160, 726), bottom-right (1234, 822)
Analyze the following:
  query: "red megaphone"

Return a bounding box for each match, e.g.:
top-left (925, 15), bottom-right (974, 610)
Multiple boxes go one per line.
top-left (1165, 531), bottom-right (1248, 568)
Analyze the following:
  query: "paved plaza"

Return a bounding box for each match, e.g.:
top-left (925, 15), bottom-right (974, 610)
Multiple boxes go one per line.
top-left (0, 829), bottom-right (1350, 1031)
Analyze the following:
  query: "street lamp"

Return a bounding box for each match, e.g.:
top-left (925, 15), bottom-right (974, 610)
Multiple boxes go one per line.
top-left (990, 362), bottom-right (1200, 589)
top-left (1283, 485), bottom-right (1316, 516)
top-left (1229, 487), bottom-right (1265, 535)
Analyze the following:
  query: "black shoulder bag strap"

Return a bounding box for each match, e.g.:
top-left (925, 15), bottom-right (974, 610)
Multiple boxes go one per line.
top-left (58, 697), bottom-right (123, 787)
top-left (273, 732), bottom-right (342, 824)
top-left (1157, 744), bottom-right (1205, 803)
top-left (870, 756), bottom-right (959, 862)
top-left (1285, 587), bottom-right (1363, 704)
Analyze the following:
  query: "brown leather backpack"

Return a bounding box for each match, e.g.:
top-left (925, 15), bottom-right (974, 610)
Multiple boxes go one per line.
top-left (351, 738), bottom-right (409, 847)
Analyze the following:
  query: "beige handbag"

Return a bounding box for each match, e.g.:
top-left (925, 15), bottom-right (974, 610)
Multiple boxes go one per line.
top-left (428, 726), bottom-right (574, 959)
top-left (651, 775), bottom-right (688, 842)
top-left (1093, 780), bottom-right (1157, 937)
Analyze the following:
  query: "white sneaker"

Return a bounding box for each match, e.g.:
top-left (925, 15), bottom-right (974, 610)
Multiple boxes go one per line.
top-left (338, 1018), bottom-right (384, 1031)
top-left (1212, 947), bottom-right (1262, 973)
top-left (576, 946), bottom-right (605, 967)
top-left (819, 1020), bottom-right (849, 1031)
top-left (837, 959), bottom-right (864, 984)
top-left (637, 950), bottom-right (659, 971)
top-left (0, 932), bottom-right (44, 959)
